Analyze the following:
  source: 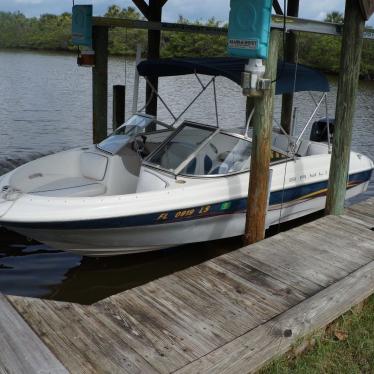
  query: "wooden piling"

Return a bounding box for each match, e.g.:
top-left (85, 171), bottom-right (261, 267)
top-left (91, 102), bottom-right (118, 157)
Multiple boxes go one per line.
top-left (244, 30), bottom-right (280, 245)
top-left (112, 85), bottom-right (125, 130)
top-left (325, 0), bottom-right (365, 215)
top-left (145, 0), bottom-right (162, 121)
top-left (132, 0), bottom-right (168, 130)
top-left (280, 0), bottom-right (299, 134)
top-left (92, 26), bottom-right (108, 144)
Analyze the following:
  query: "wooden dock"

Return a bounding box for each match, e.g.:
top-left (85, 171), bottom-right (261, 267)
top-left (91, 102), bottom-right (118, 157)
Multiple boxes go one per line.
top-left (1, 197), bottom-right (374, 374)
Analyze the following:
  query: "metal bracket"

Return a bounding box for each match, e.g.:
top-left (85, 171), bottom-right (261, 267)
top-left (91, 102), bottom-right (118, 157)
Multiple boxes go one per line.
top-left (257, 78), bottom-right (272, 91)
top-left (241, 73), bottom-right (271, 97)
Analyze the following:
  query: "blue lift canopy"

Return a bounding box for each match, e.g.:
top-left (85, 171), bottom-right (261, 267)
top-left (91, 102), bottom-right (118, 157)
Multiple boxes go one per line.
top-left (137, 57), bottom-right (330, 95)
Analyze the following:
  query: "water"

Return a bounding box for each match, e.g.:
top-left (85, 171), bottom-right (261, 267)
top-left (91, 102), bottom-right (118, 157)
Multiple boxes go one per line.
top-left (0, 50), bottom-right (373, 304)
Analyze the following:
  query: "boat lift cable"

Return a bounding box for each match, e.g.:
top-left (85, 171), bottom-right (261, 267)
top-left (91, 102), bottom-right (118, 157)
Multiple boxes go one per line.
top-left (171, 76), bottom-right (216, 126)
top-left (143, 78), bottom-right (177, 120)
top-left (325, 96), bottom-right (332, 153)
top-left (213, 77), bottom-right (219, 128)
top-left (138, 70), bottom-right (216, 126)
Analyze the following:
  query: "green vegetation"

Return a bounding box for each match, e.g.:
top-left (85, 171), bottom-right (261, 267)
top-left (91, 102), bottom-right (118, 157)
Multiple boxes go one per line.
top-left (0, 7), bottom-right (373, 78)
top-left (0, 11), bottom-right (72, 51)
top-left (260, 295), bottom-right (374, 374)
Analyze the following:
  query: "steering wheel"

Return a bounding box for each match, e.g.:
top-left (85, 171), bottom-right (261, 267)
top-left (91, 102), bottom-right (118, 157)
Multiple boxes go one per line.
top-left (132, 135), bottom-right (147, 157)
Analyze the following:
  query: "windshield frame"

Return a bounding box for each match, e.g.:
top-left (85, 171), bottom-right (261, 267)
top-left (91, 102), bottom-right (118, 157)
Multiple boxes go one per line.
top-left (143, 121), bottom-right (292, 178)
top-left (96, 113), bottom-right (173, 155)
top-left (143, 121), bottom-right (255, 177)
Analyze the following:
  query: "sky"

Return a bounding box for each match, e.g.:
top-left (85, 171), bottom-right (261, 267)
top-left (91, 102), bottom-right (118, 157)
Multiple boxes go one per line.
top-left (0, 0), bottom-right (373, 26)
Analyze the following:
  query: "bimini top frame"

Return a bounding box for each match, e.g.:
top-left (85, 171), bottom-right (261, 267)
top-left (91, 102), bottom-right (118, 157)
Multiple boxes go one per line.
top-left (135, 57), bottom-right (332, 155)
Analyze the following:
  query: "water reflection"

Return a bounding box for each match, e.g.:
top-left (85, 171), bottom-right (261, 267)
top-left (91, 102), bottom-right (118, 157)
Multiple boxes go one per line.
top-left (0, 50), bottom-right (373, 303)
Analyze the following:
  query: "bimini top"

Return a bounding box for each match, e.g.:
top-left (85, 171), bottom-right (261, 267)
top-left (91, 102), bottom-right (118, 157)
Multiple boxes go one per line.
top-left (137, 57), bottom-right (330, 95)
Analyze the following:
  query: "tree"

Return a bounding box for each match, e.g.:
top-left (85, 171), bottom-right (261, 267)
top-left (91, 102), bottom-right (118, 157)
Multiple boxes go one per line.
top-left (324, 11), bottom-right (344, 24)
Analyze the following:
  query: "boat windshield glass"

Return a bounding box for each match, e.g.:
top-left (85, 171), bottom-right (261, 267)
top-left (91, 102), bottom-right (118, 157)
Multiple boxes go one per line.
top-left (180, 133), bottom-right (252, 175)
top-left (147, 124), bottom-right (215, 171)
top-left (97, 114), bottom-right (161, 154)
top-left (147, 123), bottom-right (253, 176)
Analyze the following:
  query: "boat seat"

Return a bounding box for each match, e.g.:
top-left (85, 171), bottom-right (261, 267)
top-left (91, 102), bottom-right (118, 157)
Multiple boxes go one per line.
top-left (80, 152), bottom-right (108, 181)
top-left (306, 142), bottom-right (329, 155)
top-left (296, 140), bottom-right (310, 156)
top-left (30, 177), bottom-right (106, 197)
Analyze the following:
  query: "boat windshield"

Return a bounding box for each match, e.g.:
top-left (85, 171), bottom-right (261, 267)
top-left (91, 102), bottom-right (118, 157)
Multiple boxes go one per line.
top-left (146, 123), bottom-right (253, 176)
top-left (97, 114), bottom-right (166, 154)
top-left (148, 124), bottom-right (215, 171)
top-left (180, 133), bottom-right (252, 175)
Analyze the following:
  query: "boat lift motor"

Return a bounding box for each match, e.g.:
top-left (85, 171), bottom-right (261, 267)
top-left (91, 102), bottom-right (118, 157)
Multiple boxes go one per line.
top-left (228, 0), bottom-right (273, 96)
top-left (72, 5), bottom-right (95, 67)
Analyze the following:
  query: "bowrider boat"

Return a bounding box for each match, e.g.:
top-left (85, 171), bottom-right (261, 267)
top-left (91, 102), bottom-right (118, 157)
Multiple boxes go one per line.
top-left (0, 58), bottom-right (372, 256)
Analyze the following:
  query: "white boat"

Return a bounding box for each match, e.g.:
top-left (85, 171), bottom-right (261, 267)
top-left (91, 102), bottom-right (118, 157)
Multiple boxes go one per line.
top-left (0, 58), bottom-right (372, 256)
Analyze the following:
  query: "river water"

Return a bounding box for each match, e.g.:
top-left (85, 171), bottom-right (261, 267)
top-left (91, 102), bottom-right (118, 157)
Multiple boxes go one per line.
top-left (0, 50), bottom-right (373, 304)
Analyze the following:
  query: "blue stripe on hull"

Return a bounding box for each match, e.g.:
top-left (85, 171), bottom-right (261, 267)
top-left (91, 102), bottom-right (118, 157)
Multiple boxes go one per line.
top-left (2, 169), bottom-right (372, 230)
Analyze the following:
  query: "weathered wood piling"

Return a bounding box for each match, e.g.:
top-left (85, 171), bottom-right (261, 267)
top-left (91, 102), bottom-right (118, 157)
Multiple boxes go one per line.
top-left (92, 25), bottom-right (108, 144)
top-left (326, 0), bottom-right (366, 215)
top-left (244, 29), bottom-right (280, 245)
top-left (280, 0), bottom-right (300, 134)
top-left (112, 84), bottom-right (126, 130)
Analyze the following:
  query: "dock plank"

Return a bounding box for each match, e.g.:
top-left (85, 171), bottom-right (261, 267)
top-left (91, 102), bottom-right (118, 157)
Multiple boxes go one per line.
top-left (211, 255), bottom-right (306, 304)
top-left (293, 224), bottom-right (374, 264)
top-left (279, 231), bottom-right (368, 272)
top-left (342, 209), bottom-right (374, 229)
top-left (202, 261), bottom-right (298, 310)
top-left (146, 275), bottom-right (248, 336)
top-left (2, 197), bottom-right (374, 374)
top-left (132, 285), bottom-right (232, 346)
top-left (175, 264), bottom-right (282, 321)
top-left (244, 238), bottom-right (341, 287)
top-left (175, 260), bottom-right (374, 374)
top-left (347, 198), bottom-right (374, 218)
top-left (99, 290), bottom-right (221, 358)
top-left (8, 297), bottom-right (159, 374)
top-left (168, 271), bottom-right (263, 329)
top-left (0, 294), bottom-right (68, 374)
top-left (226, 250), bottom-right (322, 296)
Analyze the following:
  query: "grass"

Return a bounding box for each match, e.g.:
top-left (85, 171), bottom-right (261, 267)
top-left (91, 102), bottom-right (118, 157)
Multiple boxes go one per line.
top-left (260, 295), bottom-right (374, 374)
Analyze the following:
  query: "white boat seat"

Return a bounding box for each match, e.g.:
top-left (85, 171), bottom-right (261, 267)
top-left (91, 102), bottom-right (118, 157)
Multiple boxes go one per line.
top-left (80, 152), bottom-right (108, 181)
top-left (296, 140), bottom-right (310, 156)
top-left (306, 142), bottom-right (329, 155)
top-left (30, 177), bottom-right (106, 197)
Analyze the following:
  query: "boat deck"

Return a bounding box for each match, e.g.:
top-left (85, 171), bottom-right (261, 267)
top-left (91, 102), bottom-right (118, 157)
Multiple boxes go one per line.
top-left (1, 197), bottom-right (374, 373)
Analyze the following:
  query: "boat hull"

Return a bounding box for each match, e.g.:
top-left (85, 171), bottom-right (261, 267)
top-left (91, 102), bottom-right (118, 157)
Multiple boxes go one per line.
top-left (3, 180), bottom-right (370, 257)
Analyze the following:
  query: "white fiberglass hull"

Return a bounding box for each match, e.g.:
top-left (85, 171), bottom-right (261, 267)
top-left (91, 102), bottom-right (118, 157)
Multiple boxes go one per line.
top-left (0, 137), bottom-right (373, 257)
top-left (1, 178), bottom-right (370, 257)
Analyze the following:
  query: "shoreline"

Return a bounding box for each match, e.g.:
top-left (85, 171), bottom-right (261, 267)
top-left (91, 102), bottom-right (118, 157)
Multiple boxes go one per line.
top-left (0, 47), bottom-right (373, 81)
